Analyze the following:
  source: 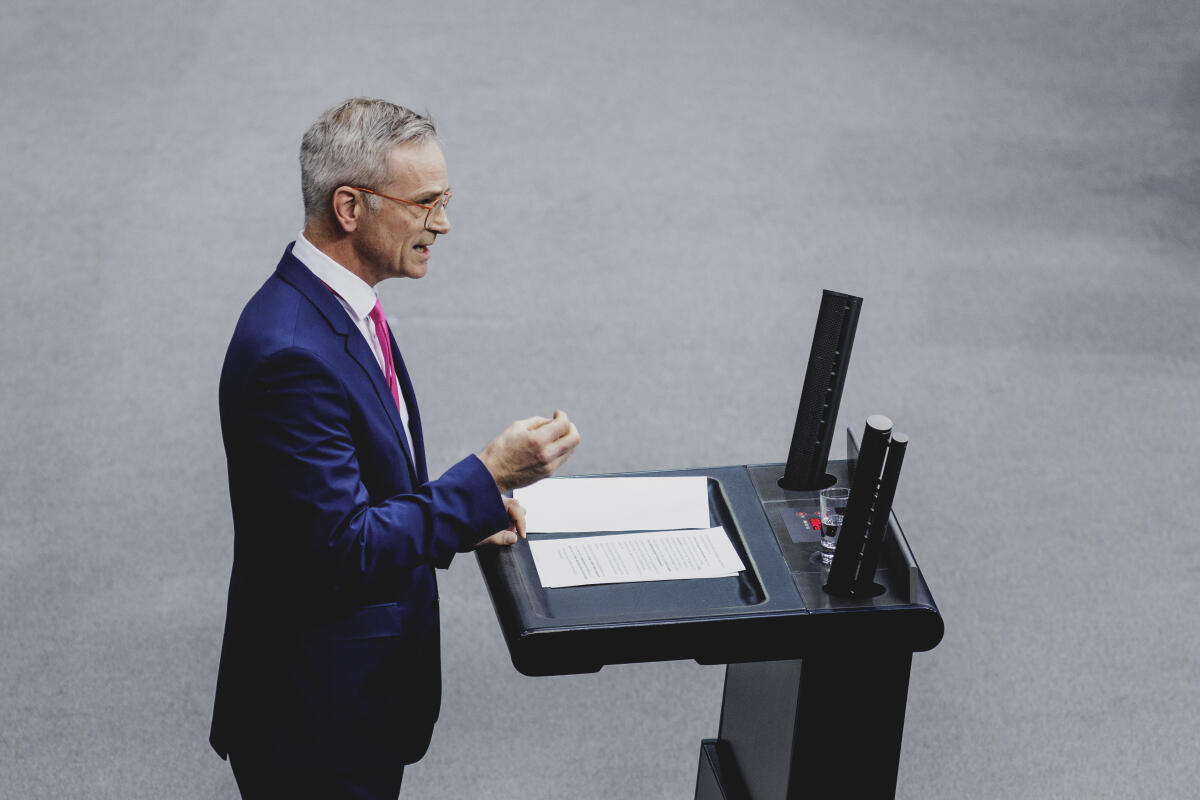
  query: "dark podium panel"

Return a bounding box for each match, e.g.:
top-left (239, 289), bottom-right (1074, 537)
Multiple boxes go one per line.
top-left (477, 436), bottom-right (943, 799)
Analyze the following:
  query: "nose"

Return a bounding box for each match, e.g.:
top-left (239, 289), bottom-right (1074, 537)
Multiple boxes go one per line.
top-left (426, 203), bottom-right (450, 234)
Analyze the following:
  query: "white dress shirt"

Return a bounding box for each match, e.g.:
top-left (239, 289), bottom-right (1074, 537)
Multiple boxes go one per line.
top-left (291, 232), bottom-right (416, 461)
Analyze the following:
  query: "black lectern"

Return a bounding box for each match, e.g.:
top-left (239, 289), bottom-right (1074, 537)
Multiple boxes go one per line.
top-left (476, 429), bottom-right (943, 799)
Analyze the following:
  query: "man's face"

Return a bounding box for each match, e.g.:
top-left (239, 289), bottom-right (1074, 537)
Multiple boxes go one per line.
top-left (353, 140), bottom-right (450, 284)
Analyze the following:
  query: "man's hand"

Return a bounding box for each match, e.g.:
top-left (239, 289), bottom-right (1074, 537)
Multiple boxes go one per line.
top-left (477, 410), bottom-right (581, 493)
top-left (476, 497), bottom-right (527, 548)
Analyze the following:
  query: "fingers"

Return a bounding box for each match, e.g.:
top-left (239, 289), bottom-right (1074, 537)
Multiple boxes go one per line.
top-left (504, 497), bottom-right (527, 539)
top-left (475, 499), bottom-right (528, 548)
top-left (546, 420), bottom-right (581, 463)
top-left (476, 529), bottom-right (519, 548)
top-left (535, 417), bottom-right (580, 477)
top-left (533, 410), bottom-right (573, 446)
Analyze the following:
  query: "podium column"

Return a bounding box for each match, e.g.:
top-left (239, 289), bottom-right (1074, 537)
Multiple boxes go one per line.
top-left (696, 650), bottom-right (914, 800)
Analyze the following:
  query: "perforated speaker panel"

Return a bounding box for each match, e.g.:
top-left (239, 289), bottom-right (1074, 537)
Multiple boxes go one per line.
top-left (780, 290), bottom-right (863, 490)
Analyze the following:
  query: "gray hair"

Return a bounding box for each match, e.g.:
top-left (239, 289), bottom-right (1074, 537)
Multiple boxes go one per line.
top-left (300, 98), bottom-right (438, 220)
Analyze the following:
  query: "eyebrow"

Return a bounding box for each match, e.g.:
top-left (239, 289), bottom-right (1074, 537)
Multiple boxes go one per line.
top-left (415, 187), bottom-right (449, 204)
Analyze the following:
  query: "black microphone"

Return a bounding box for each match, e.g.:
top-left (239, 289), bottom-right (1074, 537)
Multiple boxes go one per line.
top-left (780, 290), bottom-right (862, 490)
top-left (825, 415), bottom-right (891, 596)
top-left (853, 432), bottom-right (908, 596)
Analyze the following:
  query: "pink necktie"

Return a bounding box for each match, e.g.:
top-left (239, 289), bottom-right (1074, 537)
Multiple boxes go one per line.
top-left (368, 299), bottom-right (402, 413)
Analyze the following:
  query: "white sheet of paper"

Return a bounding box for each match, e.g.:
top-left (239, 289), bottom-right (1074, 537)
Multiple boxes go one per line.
top-left (528, 526), bottom-right (746, 588)
top-left (513, 476), bottom-right (710, 533)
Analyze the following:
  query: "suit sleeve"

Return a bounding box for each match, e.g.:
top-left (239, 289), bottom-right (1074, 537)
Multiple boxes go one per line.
top-left (233, 345), bottom-right (509, 593)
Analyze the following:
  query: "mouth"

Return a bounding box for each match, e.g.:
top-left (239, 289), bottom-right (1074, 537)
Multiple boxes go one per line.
top-left (413, 239), bottom-right (434, 255)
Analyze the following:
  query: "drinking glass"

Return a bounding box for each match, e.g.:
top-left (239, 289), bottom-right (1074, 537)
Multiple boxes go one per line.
top-left (818, 487), bottom-right (850, 565)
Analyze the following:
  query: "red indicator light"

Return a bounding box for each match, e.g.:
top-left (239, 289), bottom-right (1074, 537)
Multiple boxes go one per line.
top-left (810, 518), bottom-right (821, 531)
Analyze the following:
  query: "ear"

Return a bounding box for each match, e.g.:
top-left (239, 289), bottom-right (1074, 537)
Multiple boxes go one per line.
top-left (331, 186), bottom-right (362, 233)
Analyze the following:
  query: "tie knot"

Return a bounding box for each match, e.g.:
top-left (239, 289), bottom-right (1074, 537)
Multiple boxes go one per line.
top-left (369, 298), bottom-right (386, 325)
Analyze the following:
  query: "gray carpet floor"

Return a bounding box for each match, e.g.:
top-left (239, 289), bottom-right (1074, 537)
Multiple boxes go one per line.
top-left (2, 1), bottom-right (1198, 798)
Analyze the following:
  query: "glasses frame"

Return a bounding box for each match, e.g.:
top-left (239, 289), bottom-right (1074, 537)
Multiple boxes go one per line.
top-left (351, 186), bottom-right (452, 228)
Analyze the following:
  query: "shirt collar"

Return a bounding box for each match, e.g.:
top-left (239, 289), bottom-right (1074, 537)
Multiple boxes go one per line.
top-left (292, 231), bottom-right (378, 321)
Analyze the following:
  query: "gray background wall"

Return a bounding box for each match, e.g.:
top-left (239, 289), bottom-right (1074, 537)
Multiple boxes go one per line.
top-left (2, 1), bottom-right (1198, 798)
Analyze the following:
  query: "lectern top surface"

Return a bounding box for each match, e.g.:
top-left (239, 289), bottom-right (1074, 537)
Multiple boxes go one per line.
top-left (476, 462), bottom-right (943, 676)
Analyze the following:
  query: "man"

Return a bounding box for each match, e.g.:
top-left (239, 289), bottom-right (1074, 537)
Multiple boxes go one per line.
top-left (210, 98), bottom-right (580, 799)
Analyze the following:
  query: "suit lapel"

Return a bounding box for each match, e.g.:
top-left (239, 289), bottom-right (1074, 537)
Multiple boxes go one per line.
top-left (389, 332), bottom-right (427, 483)
top-left (341, 331), bottom-right (420, 484)
top-left (276, 247), bottom-right (421, 483)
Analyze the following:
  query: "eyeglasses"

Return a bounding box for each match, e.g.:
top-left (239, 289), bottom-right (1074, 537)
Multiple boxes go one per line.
top-left (351, 186), bottom-right (452, 228)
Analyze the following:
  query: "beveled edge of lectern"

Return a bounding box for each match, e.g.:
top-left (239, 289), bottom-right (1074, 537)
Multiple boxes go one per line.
top-left (477, 447), bottom-right (942, 677)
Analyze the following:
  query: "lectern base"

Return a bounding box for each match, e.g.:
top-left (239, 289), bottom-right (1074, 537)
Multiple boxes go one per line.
top-left (696, 652), bottom-right (913, 800)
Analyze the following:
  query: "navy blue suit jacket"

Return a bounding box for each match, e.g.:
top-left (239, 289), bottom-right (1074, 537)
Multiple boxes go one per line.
top-left (210, 245), bottom-right (508, 770)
